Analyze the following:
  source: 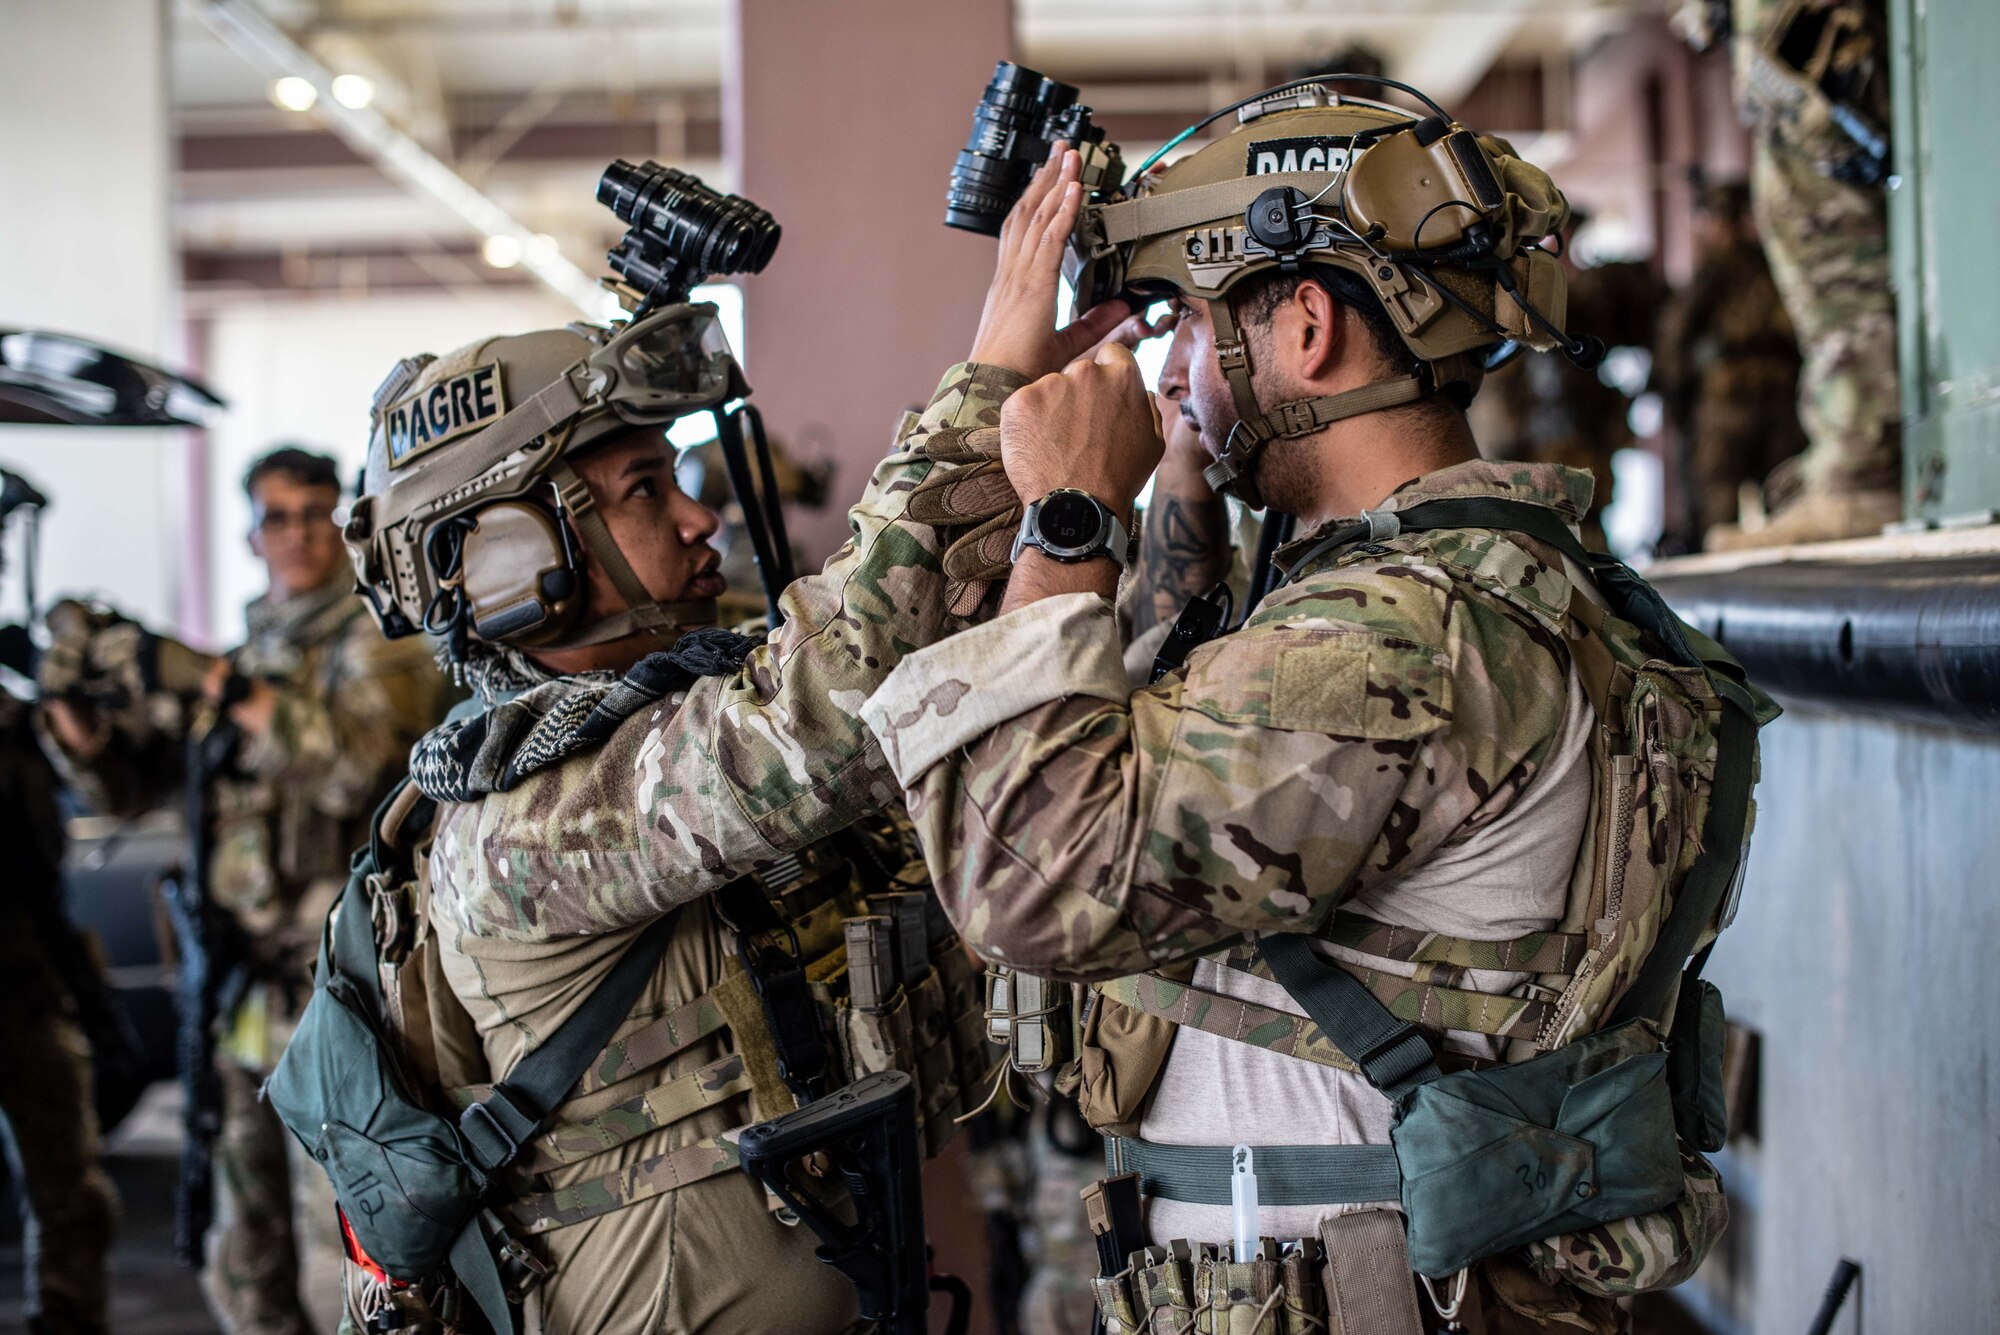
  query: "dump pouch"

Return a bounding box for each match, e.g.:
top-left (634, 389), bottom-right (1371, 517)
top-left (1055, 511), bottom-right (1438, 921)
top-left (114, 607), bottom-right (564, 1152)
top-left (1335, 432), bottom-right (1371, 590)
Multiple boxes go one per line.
top-left (1666, 977), bottom-right (1729, 1153)
top-left (266, 873), bottom-right (485, 1281)
top-left (1390, 1019), bottom-right (1683, 1278)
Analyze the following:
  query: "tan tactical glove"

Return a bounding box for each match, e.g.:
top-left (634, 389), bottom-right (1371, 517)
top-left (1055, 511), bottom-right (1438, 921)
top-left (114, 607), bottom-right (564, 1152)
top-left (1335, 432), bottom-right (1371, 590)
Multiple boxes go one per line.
top-left (37, 599), bottom-right (105, 701)
top-left (903, 424), bottom-right (1019, 618)
top-left (38, 599), bottom-right (152, 707)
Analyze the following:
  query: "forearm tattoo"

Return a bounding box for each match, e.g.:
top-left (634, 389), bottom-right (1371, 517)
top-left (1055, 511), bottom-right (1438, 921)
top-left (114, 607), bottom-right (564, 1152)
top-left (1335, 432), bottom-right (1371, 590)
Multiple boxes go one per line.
top-left (1136, 493), bottom-right (1231, 635)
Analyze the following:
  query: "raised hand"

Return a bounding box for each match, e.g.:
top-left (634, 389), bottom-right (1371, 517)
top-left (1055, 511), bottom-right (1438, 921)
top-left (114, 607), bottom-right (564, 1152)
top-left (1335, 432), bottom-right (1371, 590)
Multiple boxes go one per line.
top-left (967, 143), bottom-right (1134, 380)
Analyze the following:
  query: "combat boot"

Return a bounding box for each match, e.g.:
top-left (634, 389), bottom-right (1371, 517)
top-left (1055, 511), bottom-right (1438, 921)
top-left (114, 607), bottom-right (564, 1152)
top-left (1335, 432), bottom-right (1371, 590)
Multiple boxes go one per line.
top-left (1703, 486), bottom-right (1903, 552)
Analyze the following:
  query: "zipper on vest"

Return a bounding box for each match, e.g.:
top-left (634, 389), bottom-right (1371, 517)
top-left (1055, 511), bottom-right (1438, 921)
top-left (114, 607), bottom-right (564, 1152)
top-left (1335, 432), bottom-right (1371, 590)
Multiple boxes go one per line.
top-left (1543, 749), bottom-right (1642, 1049)
top-left (1600, 752), bottom-right (1639, 939)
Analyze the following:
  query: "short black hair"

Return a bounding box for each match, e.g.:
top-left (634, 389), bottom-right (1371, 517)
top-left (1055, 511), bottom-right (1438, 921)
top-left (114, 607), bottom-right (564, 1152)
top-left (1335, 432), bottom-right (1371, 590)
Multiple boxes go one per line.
top-left (1230, 264), bottom-right (1411, 372)
top-left (243, 445), bottom-right (341, 498)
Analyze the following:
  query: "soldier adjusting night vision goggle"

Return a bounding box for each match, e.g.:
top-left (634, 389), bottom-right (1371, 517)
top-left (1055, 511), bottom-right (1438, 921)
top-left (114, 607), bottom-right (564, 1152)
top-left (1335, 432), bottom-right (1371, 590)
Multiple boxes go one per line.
top-left (1005, 73), bottom-right (1587, 508)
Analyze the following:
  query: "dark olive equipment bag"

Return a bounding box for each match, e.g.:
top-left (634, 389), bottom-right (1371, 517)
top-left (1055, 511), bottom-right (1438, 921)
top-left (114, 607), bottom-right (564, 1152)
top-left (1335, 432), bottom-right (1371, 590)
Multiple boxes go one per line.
top-left (263, 785), bottom-right (675, 1333)
top-left (1254, 496), bottom-right (1767, 1279)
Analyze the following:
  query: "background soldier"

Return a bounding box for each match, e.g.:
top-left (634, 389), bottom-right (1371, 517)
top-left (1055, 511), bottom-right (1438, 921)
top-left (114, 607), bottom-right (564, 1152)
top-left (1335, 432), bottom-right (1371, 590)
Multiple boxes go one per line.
top-left (1472, 259), bottom-right (1661, 551)
top-left (0, 469), bottom-right (118, 1335)
top-left (39, 447), bottom-right (450, 1335)
top-left (1707, 0), bottom-right (1901, 548)
top-left (1655, 179), bottom-right (1808, 549)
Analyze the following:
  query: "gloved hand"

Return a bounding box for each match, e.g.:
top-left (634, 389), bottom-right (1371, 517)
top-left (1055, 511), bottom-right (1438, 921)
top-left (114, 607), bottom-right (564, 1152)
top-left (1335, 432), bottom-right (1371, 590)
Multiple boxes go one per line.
top-left (903, 424), bottom-right (1018, 618)
top-left (38, 600), bottom-right (138, 703)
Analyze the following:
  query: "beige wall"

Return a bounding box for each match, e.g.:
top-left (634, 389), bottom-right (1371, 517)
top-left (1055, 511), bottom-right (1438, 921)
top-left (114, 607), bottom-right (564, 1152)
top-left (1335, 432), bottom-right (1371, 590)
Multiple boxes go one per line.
top-left (728, 0), bottom-right (1016, 561)
top-left (0, 0), bottom-right (183, 633)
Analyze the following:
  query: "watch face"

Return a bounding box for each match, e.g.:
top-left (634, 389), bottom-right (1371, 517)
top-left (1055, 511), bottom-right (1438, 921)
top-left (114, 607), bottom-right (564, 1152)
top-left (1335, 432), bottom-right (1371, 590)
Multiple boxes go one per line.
top-left (1038, 491), bottom-right (1102, 549)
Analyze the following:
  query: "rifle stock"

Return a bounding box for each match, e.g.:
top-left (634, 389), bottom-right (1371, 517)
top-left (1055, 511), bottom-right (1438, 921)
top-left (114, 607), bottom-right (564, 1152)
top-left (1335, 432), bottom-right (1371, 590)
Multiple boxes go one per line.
top-left (739, 1071), bottom-right (965, 1335)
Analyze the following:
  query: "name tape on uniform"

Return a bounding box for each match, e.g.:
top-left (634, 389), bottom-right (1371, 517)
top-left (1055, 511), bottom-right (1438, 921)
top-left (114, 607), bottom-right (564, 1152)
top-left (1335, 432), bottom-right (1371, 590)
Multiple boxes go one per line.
top-left (1247, 137), bottom-right (1354, 176)
top-left (385, 362), bottom-right (507, 469)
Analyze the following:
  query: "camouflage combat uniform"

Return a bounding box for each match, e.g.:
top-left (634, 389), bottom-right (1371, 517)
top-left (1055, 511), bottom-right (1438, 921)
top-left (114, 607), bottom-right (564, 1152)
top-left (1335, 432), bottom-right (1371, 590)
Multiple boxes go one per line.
top-left (1719, 0), bottom-right (1901, 544)
top-left (49, 574), bottom-right (450, 1335)
top-left (415, 364), bottom-right (1018, 1335)
top-left (1655, 222), bottom-right (1807, 540)
top-left (862, 457), bottom-right (1656, 1332)
top-left (0, 693), bottom-right (117, 1335)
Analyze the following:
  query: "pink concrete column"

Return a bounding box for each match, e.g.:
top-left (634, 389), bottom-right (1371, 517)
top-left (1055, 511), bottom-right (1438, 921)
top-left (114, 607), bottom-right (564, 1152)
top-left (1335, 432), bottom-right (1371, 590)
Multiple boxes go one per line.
top-left (727, 0), bottom-right (1016, 562)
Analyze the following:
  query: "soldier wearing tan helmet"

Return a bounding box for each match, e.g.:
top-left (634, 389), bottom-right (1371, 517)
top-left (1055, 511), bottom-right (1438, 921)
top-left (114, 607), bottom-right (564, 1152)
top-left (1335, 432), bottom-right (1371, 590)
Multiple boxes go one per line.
top-left (862, 78), bottom-right (1771, 1332)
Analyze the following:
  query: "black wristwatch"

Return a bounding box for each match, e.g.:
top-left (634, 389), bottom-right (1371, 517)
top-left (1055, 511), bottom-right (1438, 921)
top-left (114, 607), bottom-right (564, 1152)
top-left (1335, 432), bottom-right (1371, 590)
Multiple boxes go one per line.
top-left (1011, 488), bottom-right (1131, 569)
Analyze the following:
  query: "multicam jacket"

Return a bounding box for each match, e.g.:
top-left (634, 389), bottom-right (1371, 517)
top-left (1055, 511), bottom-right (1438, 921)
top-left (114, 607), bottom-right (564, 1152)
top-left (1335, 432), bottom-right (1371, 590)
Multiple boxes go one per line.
top-left (863, 459), bottom-right (1597, 980)
top-left (52, 575), bottom-right (451, 1066)
top-left (415, 363), bottom-right (1019, 1335)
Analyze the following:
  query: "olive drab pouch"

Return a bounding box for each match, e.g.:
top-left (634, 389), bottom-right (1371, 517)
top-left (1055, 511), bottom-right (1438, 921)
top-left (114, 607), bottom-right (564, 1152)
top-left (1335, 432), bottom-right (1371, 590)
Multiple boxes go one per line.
top-left (264, 879), bottom-right (484, 1281)
top-left (1258, 936), bottom-right (1687, 1280)
top-left (1389, 1019), bottom-right (1682, 1277)
top-left (268, 788), bottom-right (680, 1333)
top-left (1667, 978), bottom-right (1729, 1153)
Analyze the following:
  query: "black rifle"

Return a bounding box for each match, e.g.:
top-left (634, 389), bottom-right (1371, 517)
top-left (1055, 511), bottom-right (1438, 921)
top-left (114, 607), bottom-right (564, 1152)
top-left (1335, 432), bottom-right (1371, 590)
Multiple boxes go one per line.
top-left (165, 673), bottom-right (254, 1269)
top-left (739, 1071), bottom-right (970, 1335)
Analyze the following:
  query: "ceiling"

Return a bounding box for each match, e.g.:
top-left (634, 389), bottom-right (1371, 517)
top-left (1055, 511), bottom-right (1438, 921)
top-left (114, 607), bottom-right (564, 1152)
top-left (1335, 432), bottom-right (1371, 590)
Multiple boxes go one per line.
top-left (171, 0), bottom-right (1642, 306)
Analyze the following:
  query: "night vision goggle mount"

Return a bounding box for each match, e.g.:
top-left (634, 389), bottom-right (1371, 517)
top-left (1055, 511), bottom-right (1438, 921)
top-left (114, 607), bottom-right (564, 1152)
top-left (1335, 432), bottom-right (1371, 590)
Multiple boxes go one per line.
top-left (950, 71), bottom-right (1595, 510)
top-left (345, 163), bottom-right (798, 661)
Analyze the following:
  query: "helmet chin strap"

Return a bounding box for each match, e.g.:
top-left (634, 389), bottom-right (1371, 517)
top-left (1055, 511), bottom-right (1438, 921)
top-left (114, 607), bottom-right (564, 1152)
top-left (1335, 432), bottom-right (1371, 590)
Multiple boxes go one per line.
top-left (1197, 293), bottom-right (1478, 511)
top-left (536, 460), bottom-right (717, 651)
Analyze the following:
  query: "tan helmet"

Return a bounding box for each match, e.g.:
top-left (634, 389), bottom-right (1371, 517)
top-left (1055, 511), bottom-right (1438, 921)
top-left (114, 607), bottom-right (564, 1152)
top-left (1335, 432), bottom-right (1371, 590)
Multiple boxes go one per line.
top-left (343, 300), bottom-right (745, 658)
top-left (1068, 79), bottom-right (1577, 508)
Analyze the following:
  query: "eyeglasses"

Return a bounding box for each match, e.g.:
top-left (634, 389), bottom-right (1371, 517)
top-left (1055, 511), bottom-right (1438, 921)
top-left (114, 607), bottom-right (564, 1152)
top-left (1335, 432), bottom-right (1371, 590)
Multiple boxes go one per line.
top-left (255, 506), bottom-right (337, 535)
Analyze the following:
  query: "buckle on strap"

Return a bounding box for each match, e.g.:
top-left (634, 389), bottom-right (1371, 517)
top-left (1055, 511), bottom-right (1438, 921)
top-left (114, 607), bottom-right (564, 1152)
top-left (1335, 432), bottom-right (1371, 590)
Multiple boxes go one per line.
top-left (459, 1093), bottom-right (533, 1173)
top-left (1274, 400), bottom-right (1319, 438)
top-left (495, 1226), bottom-right (552, 1303)
top-left (1215, 337), bottom-right (1249, 374)
top-left (1354, 1023), bottom-right (1437, 1096)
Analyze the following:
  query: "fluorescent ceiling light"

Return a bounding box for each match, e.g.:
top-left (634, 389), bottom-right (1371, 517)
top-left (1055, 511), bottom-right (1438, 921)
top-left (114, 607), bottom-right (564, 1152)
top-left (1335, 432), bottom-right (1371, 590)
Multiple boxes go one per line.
top-left (482, 234), bottom-right (524, 269)
top-left (330, 74), bottom-right (374, 109)
top-left (269, 75), bottom-right (318, 111)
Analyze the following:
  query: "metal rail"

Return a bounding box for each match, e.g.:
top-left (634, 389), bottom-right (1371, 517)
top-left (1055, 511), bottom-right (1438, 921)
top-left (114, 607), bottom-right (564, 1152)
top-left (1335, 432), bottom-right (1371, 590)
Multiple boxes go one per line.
top-left (1651, 553), bottom-right (2000, 733)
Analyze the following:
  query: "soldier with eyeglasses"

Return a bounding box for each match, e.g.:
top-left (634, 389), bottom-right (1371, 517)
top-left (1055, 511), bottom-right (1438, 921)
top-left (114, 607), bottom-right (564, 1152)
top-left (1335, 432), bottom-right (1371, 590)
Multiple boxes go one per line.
top-left (40, 446), bottom-right (452, 1335)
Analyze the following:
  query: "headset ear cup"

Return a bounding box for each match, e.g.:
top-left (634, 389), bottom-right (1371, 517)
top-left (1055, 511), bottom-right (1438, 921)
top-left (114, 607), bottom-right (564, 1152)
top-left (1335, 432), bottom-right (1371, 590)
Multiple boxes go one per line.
top-left (457, 501), bottom-right (586, 646)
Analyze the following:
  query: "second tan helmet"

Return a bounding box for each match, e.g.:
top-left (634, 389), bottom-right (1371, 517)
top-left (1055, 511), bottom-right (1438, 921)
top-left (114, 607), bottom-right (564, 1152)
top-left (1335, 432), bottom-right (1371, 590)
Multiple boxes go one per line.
top-left (343, 300), bottom-right (744, 658)
top-left (1067, 80), bottom-right (1578, 508)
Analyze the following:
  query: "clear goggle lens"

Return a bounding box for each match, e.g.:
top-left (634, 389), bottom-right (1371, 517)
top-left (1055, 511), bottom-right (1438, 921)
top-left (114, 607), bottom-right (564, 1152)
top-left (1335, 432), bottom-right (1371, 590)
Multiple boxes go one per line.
top-left (598, 303), bottom-right (736, 419)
